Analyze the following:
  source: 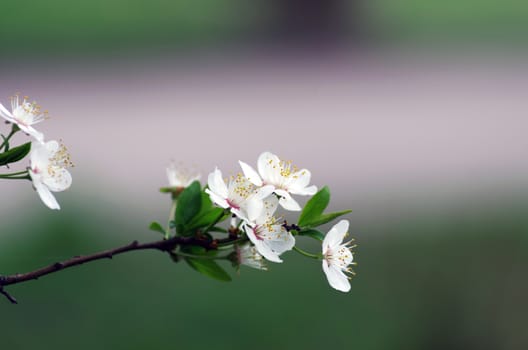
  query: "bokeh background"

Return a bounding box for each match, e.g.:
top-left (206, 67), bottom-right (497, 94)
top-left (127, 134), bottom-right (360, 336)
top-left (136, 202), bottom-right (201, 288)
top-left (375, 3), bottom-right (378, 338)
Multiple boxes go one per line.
top-left (0, 1), bottom-right (527, 349)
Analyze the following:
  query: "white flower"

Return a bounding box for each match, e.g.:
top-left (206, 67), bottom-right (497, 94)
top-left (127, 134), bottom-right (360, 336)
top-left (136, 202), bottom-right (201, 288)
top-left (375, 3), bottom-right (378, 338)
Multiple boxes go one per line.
top-left (239, 151), bottom-right (317, 211)
top-left (236, 243), bottom-right (267, 271)
top-left (0, 94), bottom-right (46, 142)
top-left (205, 167), bottom-right (273, 222)
top-left (166, 161), bottom-right (200, 188)
top-left (242, 196), bottom-right (295, 263)
top-left (29, 140), bottom-right (73, 210)
top-left (322, 220), bottom-right (355, 292)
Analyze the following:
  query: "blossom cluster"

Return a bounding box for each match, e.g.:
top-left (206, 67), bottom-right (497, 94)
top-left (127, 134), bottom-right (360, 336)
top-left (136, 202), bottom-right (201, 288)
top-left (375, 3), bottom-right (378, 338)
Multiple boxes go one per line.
top-left (0, 94), bottom-right (72, 209)
top-left (195, 151), bottom-right (356, 292)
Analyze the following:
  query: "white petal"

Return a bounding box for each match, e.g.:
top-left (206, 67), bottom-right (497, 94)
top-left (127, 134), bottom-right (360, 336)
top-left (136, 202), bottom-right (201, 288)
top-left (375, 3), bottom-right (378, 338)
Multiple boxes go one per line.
top-left (245, 197), bottom-right (264, 222)
top-left (291, 185), bottom-right (318, 196)
top-left (322, 260), bottom-right (351, 292)
top-left (207, 168), bottom-right (228, 198)
top-left (322, 220), bottom-right (349, 252)
top-left (266, 231), bottom-right (295, 255)
top-left (275, 190), bottom-right (301, 211)
top-left (42, 168), bottom-right (72, 192)
top-left (30, 141), bottom-right (51, 170)
top-left (239, 161), bottom-right (262, 186)
top-left (257, 151), bottom-right (281, 184)
top-left (231, 208), bottom-right (249, 222)
top-left (261, 195), bottom-right (279, 218)
top-left (205, 189), bottom-right (229, 209)
top-left (255, 241), bottom-right (282, 263)
top-left (256, 185), bottom-right (275, 199)
top-left (32, 177), bottom-right (60, 210)
top-left (0, 103), bottom-right (15, 122)
top-left (287, 169), bottom-right (311, 191)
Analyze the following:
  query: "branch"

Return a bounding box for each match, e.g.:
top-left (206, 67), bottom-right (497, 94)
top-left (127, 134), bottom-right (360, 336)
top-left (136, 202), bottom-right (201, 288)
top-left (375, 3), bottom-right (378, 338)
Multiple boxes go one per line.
top-left (0, 234), bottom-right (237, 304)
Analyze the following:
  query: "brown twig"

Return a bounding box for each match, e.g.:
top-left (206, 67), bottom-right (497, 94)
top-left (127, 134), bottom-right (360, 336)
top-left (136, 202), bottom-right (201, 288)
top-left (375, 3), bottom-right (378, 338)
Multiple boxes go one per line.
top-left (0, 234), bottom-right (238, 304)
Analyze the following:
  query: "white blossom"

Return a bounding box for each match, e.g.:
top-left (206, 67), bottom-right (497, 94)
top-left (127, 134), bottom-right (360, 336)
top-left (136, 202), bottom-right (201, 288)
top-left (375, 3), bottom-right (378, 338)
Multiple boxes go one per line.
top-left (166, 161), bottom-right (200, 188)
top-left (242, 196), bottom-right (295, 263)
top-left (236, 243), bottom-right (267, 271)
top-left (0, 94), bottom-right (46, 142)
top-left (239, 151), bottom-right (317, 211)
top-left (28, 140), bottom-right (73, 210)
top-left (322, 220), bottom-right (355, 292)
top-left (205, 167), bottom-right (273, 222)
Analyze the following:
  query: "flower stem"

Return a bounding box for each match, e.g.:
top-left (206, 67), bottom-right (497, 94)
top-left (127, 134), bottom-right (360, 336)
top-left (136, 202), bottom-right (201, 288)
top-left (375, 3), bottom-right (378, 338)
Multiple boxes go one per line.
top-left (216, 236), bottom-right (247, 248)
top-left (0, 174), bottom-right (30, 180)
top-left (165, 199), bottom-right (177, 240)
top-left (0, 124), bottom-right (19, 151)
top-left (293, 246), bottom-right (322, 260)
top-left (0, 169), bottom-right (29, 176)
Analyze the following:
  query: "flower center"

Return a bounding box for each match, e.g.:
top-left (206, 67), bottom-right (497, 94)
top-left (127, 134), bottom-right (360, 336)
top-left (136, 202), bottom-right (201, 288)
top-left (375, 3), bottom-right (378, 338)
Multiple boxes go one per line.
top-left (230, 173), bottom-right (256, 199)
top-left (226, 199), bottom-right (240, 210)
top-left (252, 226), bottom-right (264, 241)
top-left (51, 143), bottom-right (74, 169)
top-left (11, 95), bottom-right (47, 125)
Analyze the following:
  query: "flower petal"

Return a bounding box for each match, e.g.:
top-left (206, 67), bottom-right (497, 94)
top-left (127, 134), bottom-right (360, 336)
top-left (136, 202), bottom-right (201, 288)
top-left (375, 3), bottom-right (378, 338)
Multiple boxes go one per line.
top-left (256, 185), bottom-right (275, 200)
top-left (30, 141), bottom-right (51, 171)
top-left (245, 196), bottom-right (264, 222)
top-left (287, 168), bottom-right (311, 191)
top-left (257, 151), bottom-right (281, 184)
top-left (31, 175), bottom-right (60, 210)
top-left (275, 190), bottom-right (301, 211)
top-left (239, 161), bottom-right (262, 186)
top-left (322, 220), bottom-right (349, 252)
top-left (42, 168), bottom-right (72, 192)
top-left (322, 260), bottom-right (351, 292)
top-left (266, 230), bottom-right (295, 255)
top-left (0, 103), bottom-right (15, 122)
top-left (205, 189), bottom-right (229, 209)
top-left (207, 167), bottom-right (228, 198)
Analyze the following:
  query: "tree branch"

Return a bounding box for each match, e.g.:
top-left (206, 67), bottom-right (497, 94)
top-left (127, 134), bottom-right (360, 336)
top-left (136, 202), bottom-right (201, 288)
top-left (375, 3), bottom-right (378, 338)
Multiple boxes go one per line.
top-left (0, 234), bottom-right (237, 304)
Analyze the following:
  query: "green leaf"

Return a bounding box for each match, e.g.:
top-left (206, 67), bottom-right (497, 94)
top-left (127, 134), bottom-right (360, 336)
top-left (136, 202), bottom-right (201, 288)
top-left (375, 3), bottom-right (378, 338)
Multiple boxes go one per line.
top-left (174, 181), bottom-right (202, 235)
top-left (186, 207), bottom-right (226, 231)
top-left (149, 221), bottom-right (166, 235)
top-left (298, 228), bottom-right (325, 241)
top-left (305, 210), bottom-right (352, 228)
top-left (298, 186), bottom-right (330, 227)
top-left (185, 258), bottom-right (232, 282)
top-left (0, 142), bottom-right (31, 166)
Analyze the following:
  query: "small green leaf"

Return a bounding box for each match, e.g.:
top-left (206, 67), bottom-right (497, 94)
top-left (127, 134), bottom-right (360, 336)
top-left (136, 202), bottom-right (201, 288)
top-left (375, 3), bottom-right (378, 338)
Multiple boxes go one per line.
top-left (298, 186), bottom-right (330, 227)
top-left (298, 228), bottom-right (325, 241)
top-left (149, 221), bottom-right (166, 235)
top-left (305, 210), bottom-right (352, 228)
top-left (0, 142), bottom-right (31, 166)
top-left (185, 258), bottom-right (232, 282)
top-left (175, 181), bottom-right (202, 235)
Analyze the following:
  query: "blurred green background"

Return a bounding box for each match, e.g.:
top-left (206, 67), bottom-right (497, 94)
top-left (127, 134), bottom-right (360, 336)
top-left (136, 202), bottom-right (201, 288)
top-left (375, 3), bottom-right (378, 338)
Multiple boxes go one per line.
top-left (1, 192), bottom-right (527, 349)
top-left (0, 0), bottom-right (526, 56)
top-left (0, 1), bottom-right (527, 349)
